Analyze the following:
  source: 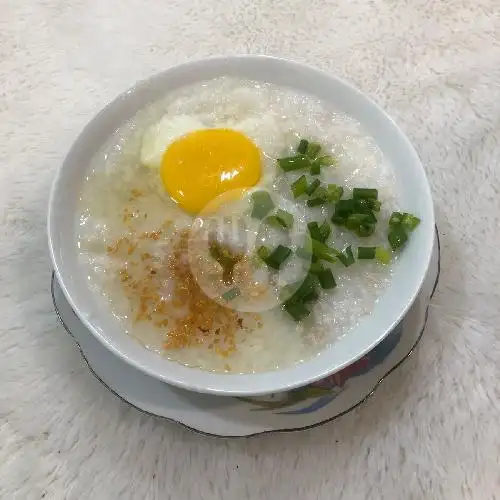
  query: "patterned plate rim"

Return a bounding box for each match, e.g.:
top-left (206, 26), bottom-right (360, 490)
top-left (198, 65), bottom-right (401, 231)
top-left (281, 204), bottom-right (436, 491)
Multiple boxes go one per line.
top-left (51, 227), bottom-right (440, 438)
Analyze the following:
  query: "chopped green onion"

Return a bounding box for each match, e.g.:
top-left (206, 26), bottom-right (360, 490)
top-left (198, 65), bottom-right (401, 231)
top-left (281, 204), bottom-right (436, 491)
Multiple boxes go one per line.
top-left (277, 155), bottom-right (310, 172)
top-left (388, 227), bottom-right (408, 250)
top-left (317, 155), bottom-right (337, 166)
top-left (326, 184), bottom-right (344, 202)
top-left (221, 287), bottom-right (240, 301)
top-left (257, 245), bottom-right (270, 261)
top-left (263, 244), bottom-right (292, 270)
top-left (357, 247), bottom-right (376, 259)
top-left (353, 188), bottom-right (378, 200)
top-left (311, 239), bottom-right (337, 263)
top-left (291, 175), bottom-right (308, 198)
top-left (297, 139), bottom-right (309, 154)
top-left (306, 184), bottom-right (343, 206)
top-left (402, 213), bottom-right (421, 231)
top-left (283, 300), bottom-right (310, 321)
top-left (318, 268), bottom-right (336, 289)
top-left (319, 220), bottom-right (331, 242)
top-left (345, 213), bottom-right (370, 230)
top-left (336, 245), bottom-right (355, 267)
top-left (331, 215), bottom-right (346, 226)
top-left (309, 262), bottom-right (325, 275)
top-left (293, 274), bottom-right (318, 300)
top-left (356, 223), bottom-right (376, 237)
top-left (265, 209), bottom-right (294, 230)
top-left (306, 179), bottom-right (321, 196)
top-left (265, 216), bottom-right (283, 229)
top-left (371, 199), bottom-right (382, 212)
top-left (310, 161), bottom-right (321, 175)
top-left (344, 245), bottom-right (355, 265)
top-left (365, 211), bottom-right (377, 224)
top-left (335, 199), bottom-right (355, 216)
top-left (306, 142), bottom-right (321, 159)
top-left (375, 247), bottom-right (392, 264)
top-left (307, 196), bottom-right (328, 207)
top-left (307, 221), bottom-right (323, 242)
top-left (302, 289), bottom-right (319, 304)
top-left (354, 198), bottom-right (372, 214)
top-left (389, 212), bottom-right (404, 228)
top-left (251, 191), bottom-right (274, 219)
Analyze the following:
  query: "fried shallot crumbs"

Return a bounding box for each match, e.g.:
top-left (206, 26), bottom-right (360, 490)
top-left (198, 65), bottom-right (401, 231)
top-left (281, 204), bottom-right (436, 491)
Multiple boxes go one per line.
top-left (108, 228), bottom-right (257, 359)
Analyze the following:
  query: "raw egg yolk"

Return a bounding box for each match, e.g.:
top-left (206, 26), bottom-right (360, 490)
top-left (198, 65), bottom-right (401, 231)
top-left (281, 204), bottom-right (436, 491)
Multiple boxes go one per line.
top-left (160, 128), bottom-right (262, 214)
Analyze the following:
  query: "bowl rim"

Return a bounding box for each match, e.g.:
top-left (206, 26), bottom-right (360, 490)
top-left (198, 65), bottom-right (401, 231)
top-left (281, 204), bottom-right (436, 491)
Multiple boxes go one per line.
top-left (48, 55), bottom-right (435, 396)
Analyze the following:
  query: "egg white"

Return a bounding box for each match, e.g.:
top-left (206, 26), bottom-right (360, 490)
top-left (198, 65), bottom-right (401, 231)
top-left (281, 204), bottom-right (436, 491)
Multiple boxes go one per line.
top-left (140, 114), bottom-right (205, 169)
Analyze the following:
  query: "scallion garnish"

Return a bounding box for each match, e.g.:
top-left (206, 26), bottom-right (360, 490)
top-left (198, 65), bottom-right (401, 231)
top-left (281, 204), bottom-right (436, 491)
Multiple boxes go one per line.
top-left (389, 212), bottom-right (404, 228)
top-left (297, 139), bottom-right (309, 154)
top-left (265, 209), bottom-right (294, 230)
top-left (319, 220), bottom-right (331, 242)
top-left (306, 142), bottom-right (321, 159)
top-left (353, 188), bottom-right (378, 200)
top-left (317, 155), bottom-right (337, 167)
top-left (307, 196), bottom-right (328, 207)
top-left (277, 155), bottom-right (310, 172)
top-left (387, 212), bottom-right (419, 250)
top-left (309, 262), bottom-right (325, 275)
top-left (293, 274), bottom-right (318, 300)
top-left (331, 215), bottom-right (345, 226)
top-left (302, 289), bottom-right (320, 304)
top-left (356, 224), bottom-right (376, 237)
top-left (334, 199), bottom-right (356, 216)
top-left (401, 213), bottom-right (421, 231)
top-left (306, 186), bottom-right (328, 207)
top-left (388, 226), bottom-right (408, 250)
top-left (263, 244), bottom-right (292, 270)
top-left (310, 161), bottom-right (321, 175)
top-left (326, 184), bottom-right (344, 202)
top-left (311, 239), bottom-right (337, 263)
top-left (357, 247), bottom-right (376, 259)
top-left (375, 247), bottom-right (392, 264)
top-left (345, 213), bottom-right (371, 230)
top-left (291, 175), bottom-right (309, 198)
top-left (283, 300), bottom-right (310, 321)
top-left (354, 198), bottom-right (372, 214)
top-left (251, 191), bottom-right (274, 219)
top-left (307, 221), bottom-right (323, 242)
top-left (306, 179), bottom-right (321, 196)
top-left (344, 245), bottom-right (355, 265)
top-left (259, 138), bottom-right (420, 321)
top-left (364, 211), bottom-right (377, 224)
top-left (336, 245), bottom-right (355, 267)
top-left (318, 269), bottom-right (336, 289)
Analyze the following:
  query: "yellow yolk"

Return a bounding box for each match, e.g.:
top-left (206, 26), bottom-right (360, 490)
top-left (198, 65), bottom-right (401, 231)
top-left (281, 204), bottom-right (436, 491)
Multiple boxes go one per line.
top-left (160, 128), bottom-right (262, 214)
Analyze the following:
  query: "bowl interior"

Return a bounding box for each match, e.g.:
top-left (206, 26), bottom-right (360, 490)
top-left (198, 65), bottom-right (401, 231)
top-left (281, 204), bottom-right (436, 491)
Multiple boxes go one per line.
top-left (48, 56), bottom-right (435, 396)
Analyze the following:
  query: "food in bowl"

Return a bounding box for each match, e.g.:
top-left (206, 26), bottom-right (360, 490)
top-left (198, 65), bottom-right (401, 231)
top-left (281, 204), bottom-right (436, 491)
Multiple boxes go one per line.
top-left (76, 76), bottom-right (421, 375)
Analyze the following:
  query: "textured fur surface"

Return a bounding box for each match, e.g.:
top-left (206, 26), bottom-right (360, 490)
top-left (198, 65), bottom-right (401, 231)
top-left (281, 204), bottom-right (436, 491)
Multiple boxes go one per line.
top-left (1, 1), bottom-right (500, 499)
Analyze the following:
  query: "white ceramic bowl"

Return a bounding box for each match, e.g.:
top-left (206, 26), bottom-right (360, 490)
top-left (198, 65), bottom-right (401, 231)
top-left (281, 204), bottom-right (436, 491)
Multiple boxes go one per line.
top-left (48, 56), bottom-right (435, 396)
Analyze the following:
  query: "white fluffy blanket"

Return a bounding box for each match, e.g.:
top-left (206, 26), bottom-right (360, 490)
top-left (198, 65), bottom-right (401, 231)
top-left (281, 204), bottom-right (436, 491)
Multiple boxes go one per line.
top-left (1, 1), bottom-right (499, 498)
